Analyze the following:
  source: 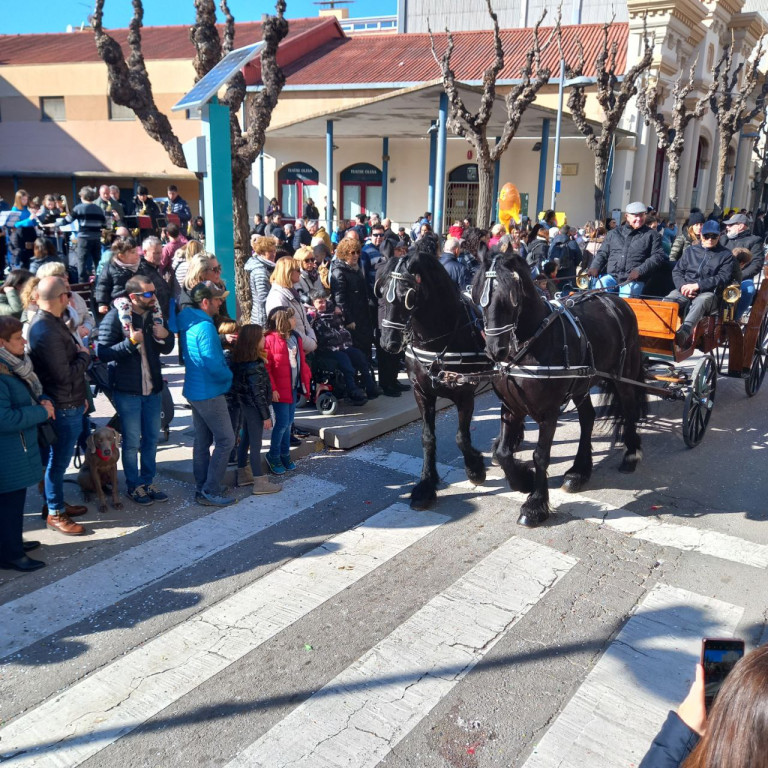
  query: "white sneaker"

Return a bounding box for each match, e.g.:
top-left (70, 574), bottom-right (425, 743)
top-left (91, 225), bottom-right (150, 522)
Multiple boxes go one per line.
top-left (236, 466), bottom-right (254, 486)
top-left (252, 476), bottom-right (281, 495)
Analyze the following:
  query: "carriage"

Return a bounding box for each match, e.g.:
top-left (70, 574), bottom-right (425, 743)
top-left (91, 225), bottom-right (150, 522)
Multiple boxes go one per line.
top-left (620, 270), bottom-right (768, 447)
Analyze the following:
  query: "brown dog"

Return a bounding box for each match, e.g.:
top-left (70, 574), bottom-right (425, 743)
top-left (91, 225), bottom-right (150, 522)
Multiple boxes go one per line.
top-left (77, 426), bottom-right (123, 514)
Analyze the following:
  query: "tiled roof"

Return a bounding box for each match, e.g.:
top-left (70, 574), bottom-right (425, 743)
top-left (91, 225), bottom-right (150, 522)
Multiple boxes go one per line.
top-left (273, 23), bottom-right (628, 85)
top-left (0, 17), bottom-right (324, 66)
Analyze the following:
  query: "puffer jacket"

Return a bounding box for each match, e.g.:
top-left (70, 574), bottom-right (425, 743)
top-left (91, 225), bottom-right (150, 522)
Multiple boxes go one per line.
top-left (265, 284), bottom-right (317, 353)
top-left (673, 243), bottom-right (735, 294)
top-left (93, 258), bottom-right (169, 317)
top-left (638, 711), bottom-right (698, 768)
top-left (297, 269), bottom-right (328, 304)
top-left (244, 255), bottom-right (275, 326)
top-left (330, 258), bottom-right (374, 354)
top-left (232, 358), bottom-right (272, 419)
top-left (27, 310), bottom-right (90, 409)
top-left (177, 307), bottom-right (232, 401)
top-left (592, 223), bottom-right (668, 283)
top-left (265, 331), bottom-right (311, 403)
top-left (0, 288), bottom-right (23, 318)
top-left (310, 306), bottom-right (353, 352)
top-left (0, 364), bottom-right (48, 493)
top-left (720, 229), bottom-right (764, 279)
top-left (668, 230), bottom-right (693, 262)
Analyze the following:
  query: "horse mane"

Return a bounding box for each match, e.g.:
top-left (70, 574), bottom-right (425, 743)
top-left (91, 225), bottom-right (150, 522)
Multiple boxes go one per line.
top-left (386, 240), bottom-right (463, 306)
top-left (471, 249), bottom-right (536, 306)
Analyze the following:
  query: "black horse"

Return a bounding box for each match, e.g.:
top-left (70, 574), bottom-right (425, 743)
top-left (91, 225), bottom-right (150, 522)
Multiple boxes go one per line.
top-left (471, 250), bottom-right (647, 527)
top-left (378, 245), bottom-right (491, 509)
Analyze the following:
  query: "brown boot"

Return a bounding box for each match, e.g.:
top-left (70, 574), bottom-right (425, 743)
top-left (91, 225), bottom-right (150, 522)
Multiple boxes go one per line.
top-left (46, 513), bottom-right (86, 536)
top-left (252, 476), bottom-right (282, 495)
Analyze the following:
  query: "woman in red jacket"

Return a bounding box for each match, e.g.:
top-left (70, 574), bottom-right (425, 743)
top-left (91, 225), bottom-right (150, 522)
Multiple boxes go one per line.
top-left (264, 306), bottom-right (311, 475)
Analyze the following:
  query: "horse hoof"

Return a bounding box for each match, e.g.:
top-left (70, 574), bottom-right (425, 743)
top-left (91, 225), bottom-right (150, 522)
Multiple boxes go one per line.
top-left (517, 510), bottom-right (549, 528)
top-left (410, 495), bottom-right (436, 511)
top-left (561, 475), bottom-right (586, 494)
top-left (466, 467), bottom-right (486, 486)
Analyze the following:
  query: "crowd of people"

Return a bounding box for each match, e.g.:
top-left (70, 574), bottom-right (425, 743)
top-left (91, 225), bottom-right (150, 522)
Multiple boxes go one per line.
top-left (1, 181), bottom-right (767, 576)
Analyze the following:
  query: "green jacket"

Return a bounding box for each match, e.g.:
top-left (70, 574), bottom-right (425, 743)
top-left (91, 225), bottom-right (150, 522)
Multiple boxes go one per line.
top-left (0, 288), bottom-right (23, 319)
top-left (0, 364), bottom-right (48, 493)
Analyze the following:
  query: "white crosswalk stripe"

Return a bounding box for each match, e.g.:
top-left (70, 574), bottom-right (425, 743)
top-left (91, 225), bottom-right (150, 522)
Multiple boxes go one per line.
top-left (353, 448), bottom-right (768, 568)
top-left (0, 504), bottom-right (449, 765)
top-left (522, 584), bottom-right (743, 767)
top-left (225, 537), bottom-right (577, 768)
top-left (0, 476), bottom-right (344, 660)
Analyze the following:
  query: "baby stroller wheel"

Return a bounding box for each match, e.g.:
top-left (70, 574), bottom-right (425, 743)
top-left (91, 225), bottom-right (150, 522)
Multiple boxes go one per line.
top-left (316, 391), bottom-right (339, 416)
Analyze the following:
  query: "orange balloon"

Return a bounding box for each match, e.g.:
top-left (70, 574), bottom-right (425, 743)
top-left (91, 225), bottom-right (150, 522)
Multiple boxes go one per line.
top-left (498, 183), bottom-right (521, 232)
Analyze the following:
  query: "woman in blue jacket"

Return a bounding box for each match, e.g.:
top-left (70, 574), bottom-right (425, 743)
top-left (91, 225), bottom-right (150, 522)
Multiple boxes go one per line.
top-left (0, 316), bottom-right (55, 572)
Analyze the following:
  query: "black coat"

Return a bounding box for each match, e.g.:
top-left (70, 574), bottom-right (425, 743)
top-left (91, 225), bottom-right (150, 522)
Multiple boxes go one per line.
top-left (592, 223), bottom-right (668, 282)
top-left (638, 711), bottom-right (699, 768)
top-left (525, 238), bottom-right (549, 270)
top-left (330, 258), bottom-right (374, 353)
top-left (96, 307), bottom-right (174, 396)
top-left (232, 359), bottom-right (272, 419)
top-left (292, 226), bottom-right (312, 251)
top-left (27, 310), bottom-right (90, 409)
top-left (93, 258), bottom-right (169, 317)
top-left (673, 243), bottom-right (735, 293)
top-left (719, 229), bottom-right (764, 280)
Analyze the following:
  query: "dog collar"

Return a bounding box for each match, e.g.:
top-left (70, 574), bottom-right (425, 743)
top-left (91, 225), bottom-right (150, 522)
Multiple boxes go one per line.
top-left (96, 449), bottom-right (112, 462)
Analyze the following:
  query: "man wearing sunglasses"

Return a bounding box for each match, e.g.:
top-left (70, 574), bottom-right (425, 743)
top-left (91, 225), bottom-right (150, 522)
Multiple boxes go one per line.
top-left (668, 220), bottom-right (735, 347)
top-left (97, 277), bottom-right (175, 506)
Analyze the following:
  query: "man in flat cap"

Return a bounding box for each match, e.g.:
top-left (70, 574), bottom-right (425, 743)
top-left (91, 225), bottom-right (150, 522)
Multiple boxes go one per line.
top-left (588, 201), bottom-right (667, 296)
top-left (720, 212), bottom-right (764, 318)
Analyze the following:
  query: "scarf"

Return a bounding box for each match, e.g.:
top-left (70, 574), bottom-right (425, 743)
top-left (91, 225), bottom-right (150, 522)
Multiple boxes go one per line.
top-left (114, 258), bottom-right (140, 273)
top-left (303, 267), bottom-right (319, 281)
top-left (0, 347), bottom-right (43, 398)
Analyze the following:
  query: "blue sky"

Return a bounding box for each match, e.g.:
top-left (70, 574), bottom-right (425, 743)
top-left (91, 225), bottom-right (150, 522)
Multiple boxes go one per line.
top-left (5, 0), bottom-right (395, 35)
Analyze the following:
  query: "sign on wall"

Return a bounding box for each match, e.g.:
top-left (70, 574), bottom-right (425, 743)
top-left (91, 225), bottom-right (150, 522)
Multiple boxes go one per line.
top-left (340, 163), bottom-right (382, 182)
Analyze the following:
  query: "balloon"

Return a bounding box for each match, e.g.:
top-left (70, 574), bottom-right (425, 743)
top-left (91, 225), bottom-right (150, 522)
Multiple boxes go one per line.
top-left (498, 183), bottom-right (521, 232)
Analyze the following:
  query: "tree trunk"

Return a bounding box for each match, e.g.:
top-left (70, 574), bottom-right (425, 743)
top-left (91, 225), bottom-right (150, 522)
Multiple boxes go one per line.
top-left (667, 150), bottom-right (681, 225)
top-left (476, 152), bottom-right (494, 230)
top-left (715, 131), bottom-right (732, 212)
top-left (231, 171), bottom-right (252, 321)
top-left (593, 153), bottom-right (608, 221)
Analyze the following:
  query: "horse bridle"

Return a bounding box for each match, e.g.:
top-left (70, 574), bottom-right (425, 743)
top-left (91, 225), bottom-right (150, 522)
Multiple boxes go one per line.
top-left (480, 255), bottom-right (520, 339)
top-left (380, 258), bottom-right (417, 334)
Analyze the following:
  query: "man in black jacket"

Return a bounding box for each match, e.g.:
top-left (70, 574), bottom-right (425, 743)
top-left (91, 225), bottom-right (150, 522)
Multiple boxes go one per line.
top-left (28, 277), bottom-right (91, 535)
top-left (669, 220), bottom-right (735, 346)
top-left (589, 201), bottom-right (667, 296)
top-left (720, 212), bottom-right (764, 318)
top-left (97, 276), bottom-right (175, 506)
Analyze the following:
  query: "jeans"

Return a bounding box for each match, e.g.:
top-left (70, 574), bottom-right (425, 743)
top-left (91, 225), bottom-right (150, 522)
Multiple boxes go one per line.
top-left (0, 487), bottom-right (27, 562)
top-left (238, 405), bottom-right (265, 476)
top-left (269, 395), bottom-right (297, 463)
top-left (735, 278), bottom-right (756, 318)
top-left (44, 407), bottom-right (84, 514)
top-left (76, 237), bottom-right (101, 282)
top-left (190, 396), bottom-right (236, 496)
top-left (113, 391), bottom-right (162, 492)
top-left (667, 290), bottom-right (718, 329)
top-left (590, 274), bottom-right (645, 297)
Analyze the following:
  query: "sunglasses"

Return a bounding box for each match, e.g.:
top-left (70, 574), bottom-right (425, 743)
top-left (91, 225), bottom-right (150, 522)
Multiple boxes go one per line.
top-left (210, 266), bottom-right (222, 273)
top-left (372, 234), bottom-right (383, 238)
top-left (304, 259), bottom-right (317, 264)
top-left (701, 233), bottom-right (719, 240)
top-left (131, 290), bottom-right (156, 298)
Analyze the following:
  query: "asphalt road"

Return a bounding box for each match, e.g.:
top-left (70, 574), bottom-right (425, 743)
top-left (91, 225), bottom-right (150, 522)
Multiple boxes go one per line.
top-left (0, 362), bottom-right (766, 767)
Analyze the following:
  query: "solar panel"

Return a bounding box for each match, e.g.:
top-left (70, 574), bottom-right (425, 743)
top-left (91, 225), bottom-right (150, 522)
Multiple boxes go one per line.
top-left (172, 42), bottom-right (264, 112)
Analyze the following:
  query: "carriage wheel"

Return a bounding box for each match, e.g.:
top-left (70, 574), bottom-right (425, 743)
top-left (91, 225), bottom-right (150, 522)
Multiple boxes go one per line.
top-left (682, 355), bottom-right (717, 448)
top-left (745, 312), bottom-right (768, 397)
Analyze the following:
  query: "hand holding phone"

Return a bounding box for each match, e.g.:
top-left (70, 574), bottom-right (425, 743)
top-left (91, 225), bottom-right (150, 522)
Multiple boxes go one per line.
top-left (701, 638), bottom-right (745, 712)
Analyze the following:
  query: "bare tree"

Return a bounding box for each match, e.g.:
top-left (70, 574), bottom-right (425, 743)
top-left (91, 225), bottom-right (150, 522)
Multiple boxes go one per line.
top-left (751, 106), bottom-right (768, 211)
top-left (92, 0), bottom-right (289, 318)
top-left (429, 0), bottom-right (560, 230)
top-left (566, 18), bottom-right (653, 219)
top-left (636, 60), bottom-right (714, 224)
top-left (709, 35), bottom-right (767, 212)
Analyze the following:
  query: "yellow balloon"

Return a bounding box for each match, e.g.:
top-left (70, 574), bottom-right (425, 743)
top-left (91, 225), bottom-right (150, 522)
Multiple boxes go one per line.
top-left (498, 183), bottom-right (521, 232)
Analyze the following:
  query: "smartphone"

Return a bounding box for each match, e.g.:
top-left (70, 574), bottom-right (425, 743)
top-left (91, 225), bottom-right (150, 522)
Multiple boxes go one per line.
top-left (701, 638), bottom-right (745, 712)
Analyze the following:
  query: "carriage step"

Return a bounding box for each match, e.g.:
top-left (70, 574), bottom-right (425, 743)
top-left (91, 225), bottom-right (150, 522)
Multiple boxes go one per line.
top-left (651, 372), bottom-right (688, 383)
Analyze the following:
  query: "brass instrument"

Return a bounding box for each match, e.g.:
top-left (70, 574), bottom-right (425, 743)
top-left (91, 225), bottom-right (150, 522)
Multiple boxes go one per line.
top-left (723, 283), bottom-right (741, 322)
top-left (575, 269), bottom-right (590, 291)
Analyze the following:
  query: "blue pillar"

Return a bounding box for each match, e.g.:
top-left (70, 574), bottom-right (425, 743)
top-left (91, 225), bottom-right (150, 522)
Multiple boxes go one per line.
top-left (258, 152), bottom-right (265, 216)
top-left (13, 175), bottom-right (20, 194)
top-left (382, 137), bottom-right (389, 217)
top-left (536, 118), bottom-right (550, 220)
top-left (428, 122), bottom-right (437, 214)
top-left (201, 98), bottom-right (235, 296)
top-left (70, 176), bottom-right (76, 202)
top-left (434, 93), bottom-right (448, 236)
top-left (492, 136), bottom-right (501, 225)
top-left (326, 120), bottom-right (334, 232)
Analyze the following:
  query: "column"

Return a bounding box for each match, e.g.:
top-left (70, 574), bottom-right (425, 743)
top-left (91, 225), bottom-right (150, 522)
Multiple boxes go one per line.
top-left (434, 92), bottom-right (448, 235)
top-left (201, 98), bottom-right (235, 295)
top-left (326, 120), bottom-right (334, 232)
top-left (676, 119), bottom-right (700, 222)
top-left (428, 122), bottom-right (437, 214)
top-left (258, 152), bottom-right (265, 216)
top-left (536, 118), bottom-right (550, 218)
top-left (382, 137), bottom-right (389, 217)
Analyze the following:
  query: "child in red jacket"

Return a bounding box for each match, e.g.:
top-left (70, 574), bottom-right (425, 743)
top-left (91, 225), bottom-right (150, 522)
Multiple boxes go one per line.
top-left (264, 306), bottom-right (311, 475)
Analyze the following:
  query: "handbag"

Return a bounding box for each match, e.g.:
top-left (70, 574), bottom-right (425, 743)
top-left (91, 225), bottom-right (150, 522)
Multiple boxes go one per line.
top-left (38, 419), bottom-right (58, 451)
